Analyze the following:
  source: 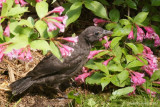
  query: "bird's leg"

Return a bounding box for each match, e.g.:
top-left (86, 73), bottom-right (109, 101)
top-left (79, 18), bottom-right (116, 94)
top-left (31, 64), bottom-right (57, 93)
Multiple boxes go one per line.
top-left (54, 86), bottom-right (68, 99)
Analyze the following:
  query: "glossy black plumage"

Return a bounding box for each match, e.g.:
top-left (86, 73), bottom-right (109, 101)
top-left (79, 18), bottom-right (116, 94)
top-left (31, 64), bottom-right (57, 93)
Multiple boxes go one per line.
top-left (10, 26), bottom-right (112, 95)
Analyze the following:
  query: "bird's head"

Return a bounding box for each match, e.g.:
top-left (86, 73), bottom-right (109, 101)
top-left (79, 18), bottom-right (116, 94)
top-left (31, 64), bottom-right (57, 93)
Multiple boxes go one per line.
top-left (82, 26), bottom-right (112, 43)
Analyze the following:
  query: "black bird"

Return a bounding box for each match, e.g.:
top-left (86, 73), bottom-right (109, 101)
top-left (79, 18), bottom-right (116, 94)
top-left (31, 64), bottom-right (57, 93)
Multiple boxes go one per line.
top-left (10, 26), bottom-right (112, 95)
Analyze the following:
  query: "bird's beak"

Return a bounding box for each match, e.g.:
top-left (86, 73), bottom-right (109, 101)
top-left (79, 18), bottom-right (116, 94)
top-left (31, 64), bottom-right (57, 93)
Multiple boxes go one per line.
top-left (98, 30), bottom-right (112, 38)
top-left (103, 30), bottom-right (112, 35)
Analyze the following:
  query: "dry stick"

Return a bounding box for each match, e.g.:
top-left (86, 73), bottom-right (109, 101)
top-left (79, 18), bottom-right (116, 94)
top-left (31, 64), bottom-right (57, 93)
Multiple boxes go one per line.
top-left (3, 58), bottom-right (16, 82)
top-left (7, 64), bottom-right (15, 82)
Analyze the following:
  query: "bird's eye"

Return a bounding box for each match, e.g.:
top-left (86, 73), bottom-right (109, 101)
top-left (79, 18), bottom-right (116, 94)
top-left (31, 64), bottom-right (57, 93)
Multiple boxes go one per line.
top-left (95, 32), bottom-right (99, 35)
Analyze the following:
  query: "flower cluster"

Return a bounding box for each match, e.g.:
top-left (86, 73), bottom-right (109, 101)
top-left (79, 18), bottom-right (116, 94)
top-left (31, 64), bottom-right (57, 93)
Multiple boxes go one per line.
top-left (56, 36), bottom-right (78, 58)
top-left (0, 0), bottom-right (42, 8)
top-left (93, 18), bottom-right (108, 26)
top-left (128, 25), bottom-right (160, 47)
top-left (58, 43), bottom-right (74, 58)
top-left (129, 71), bottom-right (146, 95)
top-left (88, 50), bottom-right (103, 59)
top-left (75, 67), bottom-right (92, 84)
top-left (103, 57), bottom-right (113, 66)
top-left (43, 6), bottom-right (68, 33)
top-left (141, 45), bottom-right (158, 76)
top-left (7, 47), bottom-right (33, 62)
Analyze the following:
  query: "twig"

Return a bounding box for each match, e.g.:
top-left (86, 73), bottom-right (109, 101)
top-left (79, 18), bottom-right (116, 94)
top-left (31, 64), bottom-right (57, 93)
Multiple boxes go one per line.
top-left (128, 6), bottom-right (130, 17)
top-left (7, 65), bottom-right (15, 82)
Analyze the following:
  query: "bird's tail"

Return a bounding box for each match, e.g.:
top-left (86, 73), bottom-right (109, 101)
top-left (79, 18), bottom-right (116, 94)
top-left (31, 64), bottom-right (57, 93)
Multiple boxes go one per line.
top-left (10, 77), bottom-right (33, 95)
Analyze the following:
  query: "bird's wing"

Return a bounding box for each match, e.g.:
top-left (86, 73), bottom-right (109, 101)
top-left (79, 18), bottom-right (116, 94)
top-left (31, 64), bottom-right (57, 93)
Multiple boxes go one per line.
top-left (26, 51), bottom-right (87, 80)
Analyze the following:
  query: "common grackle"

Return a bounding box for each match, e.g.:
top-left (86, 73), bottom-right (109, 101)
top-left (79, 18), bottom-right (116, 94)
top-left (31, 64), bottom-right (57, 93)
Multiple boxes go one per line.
top-left (10, 26), bottom-right (112, 95)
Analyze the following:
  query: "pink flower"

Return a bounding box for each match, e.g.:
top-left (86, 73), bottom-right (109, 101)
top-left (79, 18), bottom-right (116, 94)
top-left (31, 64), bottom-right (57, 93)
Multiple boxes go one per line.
top-left (131, 71), bottom-right (146, 86)
top-left (20, 0), bottom-right (27, 6)
top-left (47, 22), bottom-right (57, 32)
top-left (50, 16), bottom-right (68, 25)
top-left (154, 37), bottom-right (160, 47)
top-left (88, 50), bottom-right (103, 59)
top-left (3, 25), bottom-right (10, 37)
top-left (0, 0), bottom-right (6, 8)
top-left (103, 57), bottom-right (113, 66)
top-left (128, 28), bottom-right (134, 40)
top-left (18, 52), bottom-right (25, 60)
top-left (52, 22), bottom-right (65, 32)
top-left (35, 0), bottom-right (42, 2)
top-left (75, 72), bottom-right (92, 84)
top-left (82, 67), bottom-right (88, 73)
top-left (50, 6), bottom-right (64, 15)
top-left (146, 89), bottom-right (156, 97)
top-left (25, 48), bottom-right (33, 61)
top-left (104, 41), bottom-right (111, 49)
top-left (142, 47), bottom-right (158, 76)
top-left (7, 49), bottom-right (22, 59)
top-left (136, 25), bottom-right (145, 42)
top-left (93, 18), bottom-right (107, 26)
top-left (144, 26), bottom-right (159, 40)
top-left (59, 44), bottom-right (74, 57)
top-left (15, 0), bottom-right (19, 4)
top-left (7, 47), bottom-right (33, 62)
top-left (144, 26), bottom-right (154, 33)
top-left (61, 36), bottom-right (78, 45)
top-left (143, 45), bottom-right (153, 54)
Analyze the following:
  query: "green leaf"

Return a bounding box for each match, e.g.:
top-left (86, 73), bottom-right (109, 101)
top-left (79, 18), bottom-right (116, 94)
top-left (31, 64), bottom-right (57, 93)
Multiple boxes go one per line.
top-left (119, 19), bottom-right (131, 26)
top-left (86, 72), bottom-right (105, 85)
top-left (87, 98), bottom-right (96, 106)
top-left (109, 8), bottom-right (120, 22)
top-left (0, 26), bottom-right (3, 40)
top-left (151, 70), bottom-right (160, 81)
top-left (9, 21), bottom-right (33, 36)
top-left (95, 62), bottom-right (109, 75)
top-left (126, 43), bottom-right (139, 54)
top-left (50, 41), bottom-right (63, 62)
top-left (136, 43), bottom-right (144, 53)
top-left (4, 35), bottom-right (29, 53)
top-left (101, 77), bottom-right (111, 90)
top-left (110, 87), bottom-right (134, 100)
top-left (8, 5), bottom-right (28, 16)
top-left (67, 0), bottom-right (81, 3)
top-left (113, 0), bottom-right (124, 5)
top-left (30, 40), bottom-right (50, 55)
top-left (108, 63), bottom-right (123, 72)
top-left (93, 50), bottom-right (110, 58)
top-left (35, 20), bottom-right (48, 38)
top-left (126, 55), bottom-right (136, 64)
top-left (6, 0), bottom-right (14, 10)
top-left (126, 60), bottom-right (145, 68)
top-left (36, 1), bottom-right (48, 18)
top-left (27, 17), bottom-right (35, 26)
top-left (85, 59), bottom-right (99, 70)
top-left (110, 37), bottom-right (122, 49)
top-left (117, 70), bottom-right (129, 84)
top-left (152, 15), bottom-right (160, 22)
top-left (113, 45), bottom-right (122, 63)
top-left (96, 0), bottom-right (109, 6)
top-left (111, 75), bottom-right (125, 87)
top-left (134, 12), bottom-right (149, 25)
top-left (105, 23), bottom-right (118, 30)
top-left (125, 0), bottom-right (137, 10)
top-left (84, 1), bottom-right (108, 19)
top-left (18, 19), bottom-right (34, 28)
top-left (151, 0), bottom-right (160, 6)
top-left (66, 2), bottom-right (82, 26)
top-left (1, 3), bottom-right (8, 16)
